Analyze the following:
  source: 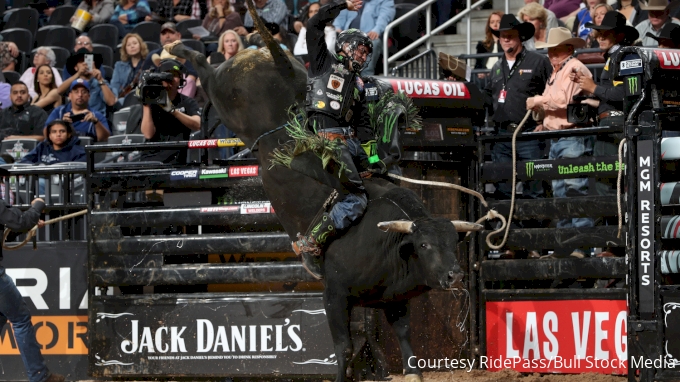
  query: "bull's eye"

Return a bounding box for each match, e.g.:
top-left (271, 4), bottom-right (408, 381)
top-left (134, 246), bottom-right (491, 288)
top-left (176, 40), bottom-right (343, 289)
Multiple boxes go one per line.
top-left (420, 243), bottom-right (430, 249)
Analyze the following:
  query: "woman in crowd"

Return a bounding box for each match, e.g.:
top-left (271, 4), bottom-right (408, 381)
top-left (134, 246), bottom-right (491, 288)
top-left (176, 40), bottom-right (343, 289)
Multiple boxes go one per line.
top-left (584, 3), bottom-right (613, 48)
top-left (19, 47), bottom-right (63, 99)
top-left (573, 0), bottom-right (607, 39)
top-left (0, 41), bottom-right (19, 72)
top-left (293, 1), bottom-right (336, 56)
top-left (31, 65), bottom-right (62, 114)
top-left (519, 2), bottom-right (550, 50)
top-left (208, 29), bottom-right (244, 65)
top-left (474, 11), bottom-right (503, 78)
top-left (111, 33), bottom-right (148, 104)
top-left (22, 120), bottom-right (86, 165)
top-left (72, 0), bottom-right (115, 29)
top-left (613, 0), bottom-right (647, 26)
top-left (193, 0), bottom-right (243, 53)
top-left (110, 0), bottom-right (152, 39)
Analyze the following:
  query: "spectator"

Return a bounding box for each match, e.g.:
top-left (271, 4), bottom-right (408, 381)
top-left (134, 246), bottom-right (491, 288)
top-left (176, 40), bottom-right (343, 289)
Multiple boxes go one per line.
top-left (31, 64), bottom-right (62, 114)
top-left (544, 0), bottom-right (582, 19)
top-left (483, 14), bottom-right (552, 259)
top-left (208, 30), bottom-right (244, 64)
top-left (243, 0), bottom-right (290, 31)
top-left (140, 59), bottom-right (200, 164)
top-left (584, 3), bottom-right (613, 47)
top-left (294, 1), bottom-right (318, 32)
top-left (294, 2), bottom-right (337, 56)
top-left (573, 0), bottom-right (607, 39)
top-left (58, 49), bottom-right (116, 116)
top-left (61, 35), bottom-right (94, 81)
top-left (475, 11), bottom-right (503, 77)
top-left (111, 33), bottom-right (148, 103)
top-left (522, 0), bottom-right (559, 30)
top-left (72, 0), bottom-right (116, 29)
top-left (47, 79), bottom-right (111, 141)
top-left (333, 0), bottom-right (395, 76)
top-left (0, 194), bottom-right (64, 382)
top-left (19, 48), bottom-right (63, 100)
top-left (636, 0), bottom-right (680, 46)
top-left (613, 0), bottom-right (647, 26)
top-left (22, 120), bottom-right (86, 164)
top-left (0, 82), bottom-right (48, 141)
top-left (141, 22), bottom-right (200, 78)
top-left (193, 0), bottom-right (243, 44)
top-left (146, 0), bottom-right (193, 22)
top-left (110, 0), bottom-right (152, 40)
top-left (0, 82), bottom-right (9, 109)
top-left (519, 2), bottom-right (551, 49)
top-left (0, 39), bottom-right (19, 72)
top-left (648, 21), bottom-right (680, 47)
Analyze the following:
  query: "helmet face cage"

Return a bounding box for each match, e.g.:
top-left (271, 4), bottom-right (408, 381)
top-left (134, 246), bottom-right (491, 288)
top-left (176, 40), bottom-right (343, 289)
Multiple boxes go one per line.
top-left (336, 29), bottom-right (373, 73)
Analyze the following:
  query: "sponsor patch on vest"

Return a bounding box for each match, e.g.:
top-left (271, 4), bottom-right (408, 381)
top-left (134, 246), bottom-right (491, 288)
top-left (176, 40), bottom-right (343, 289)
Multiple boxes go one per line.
top-left (330, 101), bottom-right (340, 110)
top-left (315, 101), bottom-right (326, 109)
top-left (170, 170), bottom-right (198, 180)
top-left (326, 92), bottom-right (343, 101)
top-left (328, 74), bottom-right (344, 91)
top-left (365, 84), bottom-right (379, 101)
top-left (316, 89), bottom-right (323, 95)
top-left (332, 63), bottom-right (349, 75)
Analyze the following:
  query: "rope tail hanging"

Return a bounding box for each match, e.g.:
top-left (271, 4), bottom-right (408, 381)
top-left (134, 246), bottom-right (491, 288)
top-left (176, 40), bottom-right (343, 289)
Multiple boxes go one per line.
top-left (3, 209), bottom-right (87, 250)
top-left (617, 138), bottom-right (627, 238)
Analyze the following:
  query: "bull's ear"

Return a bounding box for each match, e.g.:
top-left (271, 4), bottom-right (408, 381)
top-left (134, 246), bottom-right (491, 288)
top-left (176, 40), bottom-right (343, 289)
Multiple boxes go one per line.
top-left (377, 220), bottom-right (414, 234)
top-left (451, 220), bottom-right (483, 232)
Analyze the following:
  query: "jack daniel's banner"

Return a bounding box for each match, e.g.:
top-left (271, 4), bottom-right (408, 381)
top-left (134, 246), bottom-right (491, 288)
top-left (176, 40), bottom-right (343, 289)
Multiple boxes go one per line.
top-left (90, 293), bottom-right (336, 377)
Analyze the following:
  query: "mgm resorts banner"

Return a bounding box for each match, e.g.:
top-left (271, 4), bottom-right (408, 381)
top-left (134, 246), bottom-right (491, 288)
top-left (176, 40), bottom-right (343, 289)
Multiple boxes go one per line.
top-left (0, 242), bottom-right (89, 381)
top-left (90, 293), bottom-right (336, 377)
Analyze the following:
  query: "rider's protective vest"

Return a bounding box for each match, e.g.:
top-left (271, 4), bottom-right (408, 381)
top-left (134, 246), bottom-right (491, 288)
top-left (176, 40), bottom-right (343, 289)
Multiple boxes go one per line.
top-left (306, 62), bottom-right (356, 123)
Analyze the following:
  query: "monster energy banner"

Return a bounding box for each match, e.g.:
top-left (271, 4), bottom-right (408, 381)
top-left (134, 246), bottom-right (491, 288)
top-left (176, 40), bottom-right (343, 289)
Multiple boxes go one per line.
top-left (625, 75), bottom-right (642, 97)
top-left (481, 156), bottom-right (625, 182)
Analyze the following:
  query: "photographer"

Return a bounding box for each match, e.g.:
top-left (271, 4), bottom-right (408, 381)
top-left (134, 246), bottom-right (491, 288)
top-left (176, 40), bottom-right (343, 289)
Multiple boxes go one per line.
top-left (46, 79), bottom-right (111, 142)
top-left (57, 49), bottom-right (116, 116)
top-left (140, 59), bottom-right (200, 164)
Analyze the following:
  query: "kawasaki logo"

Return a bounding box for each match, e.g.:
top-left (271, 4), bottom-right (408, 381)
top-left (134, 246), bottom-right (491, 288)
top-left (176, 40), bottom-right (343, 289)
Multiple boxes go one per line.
top-left (525, 162), bottom-right (553, 177)
top-left (628, 76), bottom-right (639, 94)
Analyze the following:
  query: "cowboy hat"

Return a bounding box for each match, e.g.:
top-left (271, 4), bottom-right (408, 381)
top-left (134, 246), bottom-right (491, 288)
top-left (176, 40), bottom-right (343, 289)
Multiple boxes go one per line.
top-left (647, 22), bottom-right (680, 43)
top-left (535, 27), bottom-right (587, 49)
top-left (66, 48), bottom-right (103, 76)
top-left (491, 14), bottom-right (536, 42)
top-left (585, 10), bottom-right (640, 41)
top-left (640, 0), bottom-right (669, 11)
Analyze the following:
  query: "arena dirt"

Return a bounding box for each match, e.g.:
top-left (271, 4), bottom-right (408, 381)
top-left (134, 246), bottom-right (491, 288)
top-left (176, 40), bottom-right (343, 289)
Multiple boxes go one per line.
top-left (369, 369), bottom-right (626, 382)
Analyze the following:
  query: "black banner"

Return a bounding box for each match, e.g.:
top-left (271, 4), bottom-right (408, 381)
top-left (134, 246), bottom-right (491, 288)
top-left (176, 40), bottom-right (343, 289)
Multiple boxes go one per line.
top-left (638, 140), bottom-right (655, 314)
top-left (90, 293), bottom-right (336, 377)
top-left (0, 242), bottom-right (89, 381)
top-left (481, 155), bottom-right (624, 182)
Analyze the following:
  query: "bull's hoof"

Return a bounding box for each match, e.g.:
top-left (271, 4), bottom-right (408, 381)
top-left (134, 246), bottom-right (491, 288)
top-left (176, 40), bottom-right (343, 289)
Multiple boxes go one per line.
top-left (164, 40), bottom-right (185, 56)
top-left (301, 252), bottom-right (324, 280)
top-left (404, 374), bottom-right (422, 382)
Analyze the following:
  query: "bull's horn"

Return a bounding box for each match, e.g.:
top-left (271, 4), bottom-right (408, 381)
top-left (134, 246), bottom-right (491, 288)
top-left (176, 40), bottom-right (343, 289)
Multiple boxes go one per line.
top-left (451, 221), bottom-right (483, 232)
top-left (377, 221), bottom-right (414, 233)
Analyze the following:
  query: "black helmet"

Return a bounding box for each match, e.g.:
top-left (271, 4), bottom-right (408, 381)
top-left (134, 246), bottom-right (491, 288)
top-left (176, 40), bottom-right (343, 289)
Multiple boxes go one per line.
top-left (158, 58), bottom-right (187, 76)
top-left (335, 28), bottom-right (373, 73)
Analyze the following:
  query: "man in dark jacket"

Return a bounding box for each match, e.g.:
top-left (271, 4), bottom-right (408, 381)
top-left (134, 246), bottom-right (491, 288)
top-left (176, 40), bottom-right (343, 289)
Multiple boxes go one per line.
top-left (0, 190), bottom-right (65, 382)
top-left (0, 82), bottom-right (47, 142)
top-left (484, 14), bottom-right (552, 258)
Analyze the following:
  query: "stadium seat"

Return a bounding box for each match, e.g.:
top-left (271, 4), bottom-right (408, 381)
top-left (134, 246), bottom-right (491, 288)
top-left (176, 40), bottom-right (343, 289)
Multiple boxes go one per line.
top-left (3, 8), bottom-right (40, 36)
top-left (176, 19), bottom-right (202, 39)
top-left (101, 64), bottom-right (113, 82)
top-left (88, 24), bottom-right (118, 51)
top-left (145, 41), bottom-right (161, 52)
top-left (93, 43), bottom-right (114, 67)
top-left (47, 5), bottom-right (76, 26)
top-left (0, 28), bottom-right (34, 55)
top-left (77, 136), bottom-right (93, 146)
top-left (104, 134), bottom-right (145, 163)
top-left (1, 139), bottom-right (37, 161)
top-left (131, 22), bottom-right (161, 44)
top-left (1, 70), bottom-right (20, 85)
top-left (35, 26), bottom-right (76, 51)
top-left (111, 107), bottom-right (131, 135)
top-left (33, 46), bottom-right (70, 68)
top-left (181, 39), bottom-right (205, 55)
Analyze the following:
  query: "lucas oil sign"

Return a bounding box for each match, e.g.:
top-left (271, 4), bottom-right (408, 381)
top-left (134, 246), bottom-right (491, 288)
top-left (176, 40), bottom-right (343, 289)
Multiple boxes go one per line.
top-left (486, 300), bottom-right (627, 374)
top-left (386, 79), bottom-right (470, 99)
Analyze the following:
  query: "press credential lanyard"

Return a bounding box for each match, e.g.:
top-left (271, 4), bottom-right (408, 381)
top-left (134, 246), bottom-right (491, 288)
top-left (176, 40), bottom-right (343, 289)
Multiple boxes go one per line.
top-left (499, 50), bottom-right (526, 103)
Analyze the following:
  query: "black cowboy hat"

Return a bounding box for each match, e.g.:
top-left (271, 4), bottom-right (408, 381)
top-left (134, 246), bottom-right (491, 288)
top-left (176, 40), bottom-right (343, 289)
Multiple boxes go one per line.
top-left (491, 14), bottom-right (536, 42)
top-left (585, 11), bottom-right (639, 41)
top-left (648, 22), bottom-right (680, 45)
top-left (66, 48), bottom-right (103, 76)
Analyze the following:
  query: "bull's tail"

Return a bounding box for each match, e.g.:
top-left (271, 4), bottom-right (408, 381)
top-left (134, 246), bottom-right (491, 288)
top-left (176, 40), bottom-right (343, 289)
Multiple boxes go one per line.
top-left (244, 0), bottom-right (295, 78)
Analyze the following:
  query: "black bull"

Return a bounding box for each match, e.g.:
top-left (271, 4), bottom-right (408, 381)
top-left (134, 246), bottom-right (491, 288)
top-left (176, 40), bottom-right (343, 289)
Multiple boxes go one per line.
top-left (167, 18), bottom-right (480, 380)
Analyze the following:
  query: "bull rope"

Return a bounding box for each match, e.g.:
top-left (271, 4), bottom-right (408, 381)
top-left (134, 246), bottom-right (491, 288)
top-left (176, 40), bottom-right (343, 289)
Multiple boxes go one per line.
top-left (3, 209), bottom-right (88, 251)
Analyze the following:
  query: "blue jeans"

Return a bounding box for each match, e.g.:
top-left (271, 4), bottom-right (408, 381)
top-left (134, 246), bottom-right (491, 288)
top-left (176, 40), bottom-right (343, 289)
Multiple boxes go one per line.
top-left (550, 136), bottom-right (594, 228)
top-left (0, 267), bottom-right (50, 382)
top-left (491, 139), bottom-right (544, 199)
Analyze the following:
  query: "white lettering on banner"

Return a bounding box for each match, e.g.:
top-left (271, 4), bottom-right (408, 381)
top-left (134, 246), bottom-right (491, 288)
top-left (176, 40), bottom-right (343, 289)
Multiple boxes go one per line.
top-left (506, 312), bottom-right (519, 358)
top-left (6, 268), bottom-right (48, 310)
top-left (229, 165), bottom-right (258, 177)
top-left (572, 311), bottom-right (590, 359)
top-left (659, 50), bottom-right (680, 68)
top-left (60, 267), bottom-right (70, 310)
top-left (192, 319), bottom-right (302, 354)
top-left (523, 312), bottom-right (539, 359)
top-left (390, 79), bottom-right (469, 99)
top-left (121, 321), bottom-right (188, 354)
top-left (615, 311), bottom-right (627, 361)
top-left (595, 312), bottom-right (609, 360)
top-left (638, 154), bottom-right (653, 290)
top-left (543, 312), bottom-right (559, 359)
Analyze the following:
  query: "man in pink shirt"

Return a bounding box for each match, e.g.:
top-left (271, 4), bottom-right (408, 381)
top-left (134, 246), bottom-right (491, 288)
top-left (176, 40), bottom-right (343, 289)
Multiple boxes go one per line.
top-left (527, 27), bottom-right (594, 259)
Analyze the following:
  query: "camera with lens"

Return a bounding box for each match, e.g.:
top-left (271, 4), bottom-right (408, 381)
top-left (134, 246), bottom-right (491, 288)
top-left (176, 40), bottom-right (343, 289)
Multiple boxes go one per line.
top-left (134, 71), bottom-right (174, 106)
top-left (567, 95), bottom-right (597, 125)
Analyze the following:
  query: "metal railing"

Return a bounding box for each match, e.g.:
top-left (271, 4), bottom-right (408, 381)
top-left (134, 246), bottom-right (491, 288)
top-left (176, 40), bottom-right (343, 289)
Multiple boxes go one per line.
top-left (383, 0), bottom-right (508, 75)
top-left (390, 49), bottom-right (438, 79)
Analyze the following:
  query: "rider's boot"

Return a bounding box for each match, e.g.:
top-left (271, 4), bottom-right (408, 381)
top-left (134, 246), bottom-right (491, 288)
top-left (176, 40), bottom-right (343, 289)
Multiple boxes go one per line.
top-left (292, 212), bottom-right (338, 280)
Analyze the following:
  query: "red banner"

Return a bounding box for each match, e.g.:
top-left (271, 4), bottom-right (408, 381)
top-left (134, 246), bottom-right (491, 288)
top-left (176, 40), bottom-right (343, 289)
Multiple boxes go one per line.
top-left (654, 49), bottom-right (680, 69)
top-left (386, 79), bottom-right (469, 99)
top-left (229, 165), bottom-right (259, 177)
top-left (486, 300), bottom-right (627, 374)
top-left (188, 139), bottom-right (218, 148)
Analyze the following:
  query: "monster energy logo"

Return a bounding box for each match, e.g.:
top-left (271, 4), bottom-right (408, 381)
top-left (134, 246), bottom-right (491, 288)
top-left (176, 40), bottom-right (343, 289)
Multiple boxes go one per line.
top-left (628, 76), bottom-right (639, 95)
top-left (525, 162), bottom-right (553, 177)
top-left (526, 162), bottom-right (534, 178)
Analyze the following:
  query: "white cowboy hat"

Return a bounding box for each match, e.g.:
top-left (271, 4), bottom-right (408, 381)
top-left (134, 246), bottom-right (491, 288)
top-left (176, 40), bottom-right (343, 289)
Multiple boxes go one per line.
top-left (640, 0), bottom-right (669, 11)
top-left (535, 27), bottom-right (587, 49)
